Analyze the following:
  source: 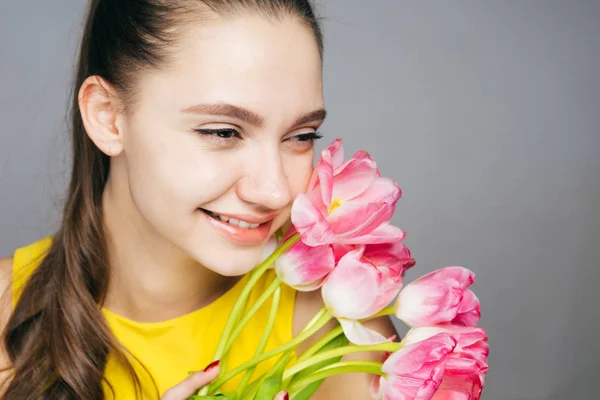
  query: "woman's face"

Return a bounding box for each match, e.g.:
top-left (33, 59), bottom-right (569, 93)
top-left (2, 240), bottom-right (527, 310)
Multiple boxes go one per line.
top-left (116, 15), bottom-right (324, 276)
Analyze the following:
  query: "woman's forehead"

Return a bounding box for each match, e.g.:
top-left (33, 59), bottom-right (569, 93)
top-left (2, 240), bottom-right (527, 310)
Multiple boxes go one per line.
top-left (137, 15), bottom-right (323, 122)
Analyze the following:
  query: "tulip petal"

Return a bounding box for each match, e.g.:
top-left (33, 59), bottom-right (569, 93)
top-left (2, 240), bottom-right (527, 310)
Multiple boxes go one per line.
top-left (328, 202), bottom-right (396, 243)
top-left (334, 149), bottom-right (373, 175)
top-left (402, 326), bottom-right (447, 346)
top-left (432, 375), bottom-right (484, 400)
top-left (395, 267), bottom-right (476, 327)
top-left (351, 176), bottom-right (402, 205)
top-left (454, 289), bottom-right (481, 327)
top-left (444, 355), bottom-right (488, 377)
top-left (363, 242), bottom-right (412, 274)
top-left (314, 160), bottom-right (334, 213)
top-left (403, 325), bottom-right (489, 383)
top-left (322, 248), bottom-right (402, 320)
top-left (291, 194), bottom-right (336, 246)
top-left (306, 139), bottom-right (341, 209)
top-left (331, 156), bottom-right (379, 201)
top-left (346, 223), bottom-right (406, 245)
top-left (321, 248), bottom-right (376, 319)
top-left (379, 333), bottom-right (457, 400)
top-left (331, 243), bottom-right (354, 263)
top-left (339, 318), bottom-right (389, 345)
top-left (404, 326), bottom-right (488, 353)
top-left (274, 241), bottom-right (334, 291)
top-left (306, 140), bottom-right (344, 213)
top-left (325, 137), bottom-right (344, 168)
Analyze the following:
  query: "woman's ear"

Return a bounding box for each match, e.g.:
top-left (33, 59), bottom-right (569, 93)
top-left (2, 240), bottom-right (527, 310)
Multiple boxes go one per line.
top-left (78, 76), bottom-right (124, 157)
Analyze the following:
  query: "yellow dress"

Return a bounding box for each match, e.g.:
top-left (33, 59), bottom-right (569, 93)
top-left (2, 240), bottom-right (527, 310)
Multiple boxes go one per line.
top-left (11, 237), bottom-right (297, 399)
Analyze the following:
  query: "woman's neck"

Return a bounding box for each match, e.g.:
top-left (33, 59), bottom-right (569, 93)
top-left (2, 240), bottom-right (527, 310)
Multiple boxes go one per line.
top-left (100, 177), bottom-right (237, 323)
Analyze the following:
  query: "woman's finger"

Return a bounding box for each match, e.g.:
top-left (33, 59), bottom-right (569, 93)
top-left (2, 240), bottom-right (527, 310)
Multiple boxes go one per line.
top-left (161, 361), bottom-right (221, 400)
top-left (274, 391), bottom-right (289, 400)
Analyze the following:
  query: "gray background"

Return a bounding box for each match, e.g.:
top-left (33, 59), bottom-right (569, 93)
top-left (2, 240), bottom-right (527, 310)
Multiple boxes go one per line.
top-left (1, 1), bottom-right (599, 399)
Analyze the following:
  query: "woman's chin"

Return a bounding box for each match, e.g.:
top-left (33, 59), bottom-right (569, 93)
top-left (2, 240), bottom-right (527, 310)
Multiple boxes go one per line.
top-left (191, 249), bottom-right (263, 277)
top-left (205, 261), bottom-right (257, 277)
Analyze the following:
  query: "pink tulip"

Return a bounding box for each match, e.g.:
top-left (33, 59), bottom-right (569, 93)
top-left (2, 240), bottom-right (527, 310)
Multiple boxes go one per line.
top-left (403, 326), bottom-right (489, 400)
top-left (273, 231), bottom-right (335, 291)
top-left (403, 326), bottom-right (488, 369)
top-left (331, 241), bottom-right (413, 269)
top-left (394, 267), bottom-right (480, 327)
top-left (321, 245), bottom-right (405, 345)
top-left (453, 289), bottom-right (481, 327)
top-left (361, 241), bottom-right (415, 275)
top-left (291, 138), bottom-right (405, 246)
top-left (371, 333), bottom-right (458, 400)
top-left (431, 375), bottom-right (484, 400)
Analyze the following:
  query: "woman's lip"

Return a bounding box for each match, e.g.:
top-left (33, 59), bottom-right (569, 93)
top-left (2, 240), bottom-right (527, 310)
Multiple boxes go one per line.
top-left (199, 209), bottom-right (274, 245)
top-left (200, 208), bottom-right (278, 225)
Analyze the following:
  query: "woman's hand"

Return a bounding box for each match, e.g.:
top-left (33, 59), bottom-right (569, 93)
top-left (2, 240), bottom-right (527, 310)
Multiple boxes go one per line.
top-left (160, 361), bottom-right (288, 400)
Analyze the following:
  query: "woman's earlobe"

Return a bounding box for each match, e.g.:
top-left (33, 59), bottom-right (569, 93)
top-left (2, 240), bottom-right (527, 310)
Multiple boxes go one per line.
top-left (78, 75), bottom-right (124, 156)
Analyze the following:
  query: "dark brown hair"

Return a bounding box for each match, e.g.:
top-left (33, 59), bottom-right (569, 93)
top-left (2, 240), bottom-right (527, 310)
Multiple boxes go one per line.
top-left (1, 1), bottom-right (323, 398)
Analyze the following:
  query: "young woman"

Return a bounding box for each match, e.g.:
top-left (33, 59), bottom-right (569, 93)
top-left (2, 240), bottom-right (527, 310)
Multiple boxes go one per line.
top-left (0, 1), bottom-right (396, 398)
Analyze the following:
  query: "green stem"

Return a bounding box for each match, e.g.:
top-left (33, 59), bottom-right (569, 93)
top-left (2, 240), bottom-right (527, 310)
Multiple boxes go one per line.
top-left (267, 306), bottom-right (331, 391)
top-left (294, 305), bottom-right (395, 365)
top-left (239, 375), bottom-right (262, 400)
top-left (295, 326), bottom-right (343, 364)
top-left (281, 328), bottom-right (345, 390)
top-left (219, 233), bottom-right (300, 359)
top-left (210, 307), bottom-right (332, 393)
top-left (236, 286), bottom-right (281, 398)
top-left (370, 306), bottom-right (395, 319)
top-left (199, 233), bottom-right (300, 396)
top-left (299, 305), bottom-right (329, 334)
top-left (283, 342), bottom-right (401, 380)
top-left (225, 277), bottom-right (282, 351)
top-left (288, 361), bottom-right (383, 398)
top-left (241, 349), bottom-right (295, 399)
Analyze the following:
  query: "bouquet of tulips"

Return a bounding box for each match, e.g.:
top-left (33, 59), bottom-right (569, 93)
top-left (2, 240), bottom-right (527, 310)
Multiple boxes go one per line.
top-left (193, 139), bottom-right (489, 400)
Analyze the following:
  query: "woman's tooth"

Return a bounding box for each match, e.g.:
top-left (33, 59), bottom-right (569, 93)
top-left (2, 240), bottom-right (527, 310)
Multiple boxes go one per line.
top-left (238, 221), bottom-right (251, 229)
top-left (212, 214), bottom-right (258, 229)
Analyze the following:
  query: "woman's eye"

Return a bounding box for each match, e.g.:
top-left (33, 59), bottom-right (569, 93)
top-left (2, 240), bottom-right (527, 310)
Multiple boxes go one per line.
top-left (194, 128), bottom-right (241, 141)
top-left (292, 132), bottom-right (323, 142)
top-left (284, 132), bottom-right (323, 152)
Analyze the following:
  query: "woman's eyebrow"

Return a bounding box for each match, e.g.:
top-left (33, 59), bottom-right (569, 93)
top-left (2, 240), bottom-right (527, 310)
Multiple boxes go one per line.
top-left (294, 109), bottom-right (327, 126)
top-left (181, 103), bottom-right (326, 127)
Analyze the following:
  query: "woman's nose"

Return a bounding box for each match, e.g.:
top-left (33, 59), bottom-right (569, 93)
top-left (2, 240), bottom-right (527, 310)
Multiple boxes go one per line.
top-left (236, 153), bottom-right (293, 210)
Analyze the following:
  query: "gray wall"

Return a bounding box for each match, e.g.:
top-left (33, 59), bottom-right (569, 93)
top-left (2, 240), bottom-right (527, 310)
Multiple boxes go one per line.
top-left (1, 1), bottom-right (598, 399)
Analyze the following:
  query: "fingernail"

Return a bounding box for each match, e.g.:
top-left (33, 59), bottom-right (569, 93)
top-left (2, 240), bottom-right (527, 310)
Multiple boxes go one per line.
top-left (203, 360), bottom-right (220, 372)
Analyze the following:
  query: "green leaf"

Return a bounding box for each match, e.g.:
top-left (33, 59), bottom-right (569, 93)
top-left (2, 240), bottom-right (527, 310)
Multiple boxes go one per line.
top-left (291, 380), bottom-right (323, 400)
top-left (288, 333), bottom-right (348, 400)
top-left (253, 367), bottom-right (283, 400)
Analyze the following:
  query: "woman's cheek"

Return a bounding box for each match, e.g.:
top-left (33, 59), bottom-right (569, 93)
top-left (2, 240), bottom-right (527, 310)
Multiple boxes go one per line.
top-left (288, 156), bottom-right (315, 195)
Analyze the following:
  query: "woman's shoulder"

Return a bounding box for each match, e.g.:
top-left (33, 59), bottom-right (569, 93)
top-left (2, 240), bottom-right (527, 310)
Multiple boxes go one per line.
top-left (0, 255), bottom-right (13, 338)
top-left (0, 238), bottom-right (51, 392)
top-left (0, 256), bottom-right (14, 392)
top-left (0, 256), bottom-right (12, 282)
top-left (0, 237), bottom-right (52, 318)
top-left (0, 256), bottom-right (13, 320)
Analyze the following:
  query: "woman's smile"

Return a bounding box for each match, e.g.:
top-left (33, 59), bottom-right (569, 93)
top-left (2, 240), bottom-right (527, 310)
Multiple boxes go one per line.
top-left (198, 208), bottom-right (275, 245)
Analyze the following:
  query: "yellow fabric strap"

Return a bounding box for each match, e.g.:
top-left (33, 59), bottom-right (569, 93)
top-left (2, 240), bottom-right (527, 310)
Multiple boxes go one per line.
top-left (11, 236), bottom-right (53, 309)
